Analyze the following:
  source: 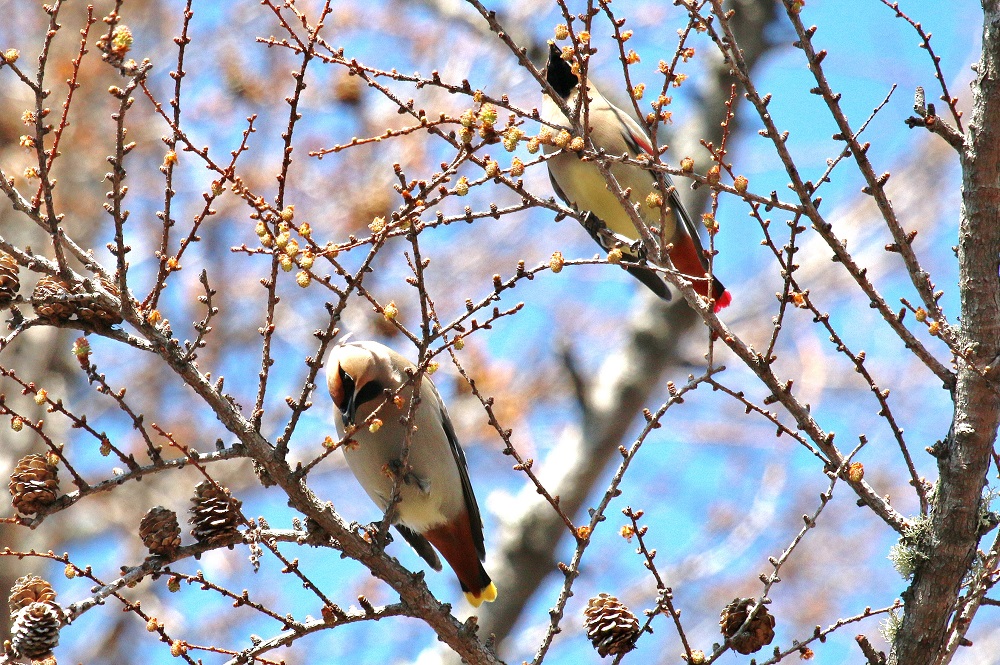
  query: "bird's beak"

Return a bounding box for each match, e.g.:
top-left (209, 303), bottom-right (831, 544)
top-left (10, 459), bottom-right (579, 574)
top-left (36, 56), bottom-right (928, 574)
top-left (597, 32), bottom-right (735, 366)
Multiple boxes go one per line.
top-left (340, 389), bottom-right (357, 428)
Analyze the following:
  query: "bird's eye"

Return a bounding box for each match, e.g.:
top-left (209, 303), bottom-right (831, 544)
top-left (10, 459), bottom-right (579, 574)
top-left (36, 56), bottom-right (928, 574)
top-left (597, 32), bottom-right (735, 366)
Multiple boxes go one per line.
top-left (354, 380), bottom-right (385, 408)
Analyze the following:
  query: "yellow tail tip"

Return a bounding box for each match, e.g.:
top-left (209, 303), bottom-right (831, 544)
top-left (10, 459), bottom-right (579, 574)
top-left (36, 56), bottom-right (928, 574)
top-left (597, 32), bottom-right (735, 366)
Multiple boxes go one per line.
top-left (465, 582), bottom-right (498, 607)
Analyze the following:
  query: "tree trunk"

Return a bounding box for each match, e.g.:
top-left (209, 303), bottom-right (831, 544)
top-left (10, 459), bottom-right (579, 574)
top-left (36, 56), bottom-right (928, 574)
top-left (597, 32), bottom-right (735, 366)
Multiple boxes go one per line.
top-left (894, 3), bottom-right (1000, 662)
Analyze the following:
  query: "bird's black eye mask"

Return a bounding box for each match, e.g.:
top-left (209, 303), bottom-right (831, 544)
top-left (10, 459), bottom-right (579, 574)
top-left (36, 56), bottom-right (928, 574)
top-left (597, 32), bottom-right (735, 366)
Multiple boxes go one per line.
top-left (355, 380), bottom-right (386, 409)
top-left (338, 365), bottom-right (357, 425)
top-left (338, 365), bottom-right (386, 427)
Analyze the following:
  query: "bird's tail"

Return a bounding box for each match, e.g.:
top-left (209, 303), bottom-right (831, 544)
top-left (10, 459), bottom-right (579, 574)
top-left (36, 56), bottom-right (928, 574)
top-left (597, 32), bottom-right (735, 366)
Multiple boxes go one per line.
top-left (668, 228), bottom-right (732, 313)
top-left (424, 518), bottom-right (498, 607)
top-left (464, 579), bottom-right (499, 608)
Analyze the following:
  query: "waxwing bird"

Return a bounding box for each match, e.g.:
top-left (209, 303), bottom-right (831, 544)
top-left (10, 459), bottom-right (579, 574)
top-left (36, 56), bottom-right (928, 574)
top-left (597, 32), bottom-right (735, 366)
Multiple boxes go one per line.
top-left (542, 42), bottom-right (732, 312)
top-left (327, 341), bottom-right (497, 607)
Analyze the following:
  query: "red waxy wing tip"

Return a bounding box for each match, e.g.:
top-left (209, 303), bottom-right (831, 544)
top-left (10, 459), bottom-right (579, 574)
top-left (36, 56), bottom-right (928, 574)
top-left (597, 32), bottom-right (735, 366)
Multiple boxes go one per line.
top-left (714, 290), bottom-right (733, 313)
top-left (628, 127), bottom-right (653, 156)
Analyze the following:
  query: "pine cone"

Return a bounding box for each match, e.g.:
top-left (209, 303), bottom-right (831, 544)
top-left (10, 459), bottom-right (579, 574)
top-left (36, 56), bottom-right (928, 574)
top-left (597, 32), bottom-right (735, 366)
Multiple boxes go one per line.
top-left (10, 601), bottom-right (63, 659)
top-left (31, 275), bottom-right (122, 326)
top-left (0, 251), bottom-right (20, 307)
top-left (8, 576), bottom-right (56, 620)
top-left (76, 278), bottom-right (122, 327)
top-left (139, 506), bottom-right (182, 557)
top-left (720, 597), bottom-right (775, 655)
top-left (9, 454), bottom-right (59, 516)
top-left (30, 276), bottom-right (76, 323)
top-left (188, 482), bottom-right (242, 546)
top-left (583, 593), bottom-right (640, 658)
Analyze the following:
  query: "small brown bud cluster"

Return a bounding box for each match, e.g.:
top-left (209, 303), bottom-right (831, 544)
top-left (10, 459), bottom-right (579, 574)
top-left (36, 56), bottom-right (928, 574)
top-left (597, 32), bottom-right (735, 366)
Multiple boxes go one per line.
top-left (97, 25), bottom-right (135, 67)
top-left (684, 649), bottom-right (706, 664)
top-left (478, 104), bottom-right (497, 128)
top-left (502, 126), bottom-right (523, 152)
top-left (702, 213), bottom-right (719, 235)
top-left (458, 102), bottom-right (506, 144)
top-left (111, 26), bottom-right (133, 56)
top-left (382, 301), bottom-right (399, 323)
top-left (261, 217), bottom-right (316, 285)
top-left (72, 336), bottom-right (91, 369)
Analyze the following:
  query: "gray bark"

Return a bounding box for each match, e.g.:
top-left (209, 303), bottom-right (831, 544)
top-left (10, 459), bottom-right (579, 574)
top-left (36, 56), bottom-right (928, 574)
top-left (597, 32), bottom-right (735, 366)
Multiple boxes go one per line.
top-left (894, 3), bottom-right (1000, 663)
